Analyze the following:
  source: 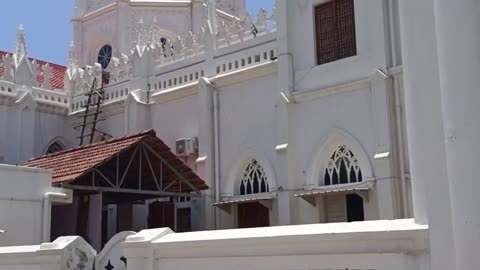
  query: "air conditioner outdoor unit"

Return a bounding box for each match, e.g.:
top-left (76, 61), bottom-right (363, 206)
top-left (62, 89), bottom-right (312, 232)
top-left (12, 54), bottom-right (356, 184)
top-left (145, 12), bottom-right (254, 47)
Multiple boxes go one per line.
top-left (176, 137), bottom-right (198, 156)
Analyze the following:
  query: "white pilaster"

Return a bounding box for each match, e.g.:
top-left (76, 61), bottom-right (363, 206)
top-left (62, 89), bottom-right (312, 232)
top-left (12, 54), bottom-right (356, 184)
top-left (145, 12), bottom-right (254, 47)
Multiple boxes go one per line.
top-left (196, 78), bottom-right (215, 230)
top-left (273, 0), bottom-right (293, 225)
top-left (398, 0), bottom-right (455, 269)
top-left (87, 193), bottom-right (103, 251)
top-left (434, 0), bottom-right (480, 268)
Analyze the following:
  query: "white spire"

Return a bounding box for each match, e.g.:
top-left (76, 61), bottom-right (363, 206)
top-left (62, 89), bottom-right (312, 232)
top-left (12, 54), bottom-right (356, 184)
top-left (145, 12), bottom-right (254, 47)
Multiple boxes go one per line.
top-left (68, 41), bottom-right (78, 69)
top-left (150, 17), bottom-right (161, 48)
top-left (206, 0), bottom-right (218, 35)
top-left (14, 24), bottom-right (27, 66)
top-left (136, 19), bottom-right (146, 48)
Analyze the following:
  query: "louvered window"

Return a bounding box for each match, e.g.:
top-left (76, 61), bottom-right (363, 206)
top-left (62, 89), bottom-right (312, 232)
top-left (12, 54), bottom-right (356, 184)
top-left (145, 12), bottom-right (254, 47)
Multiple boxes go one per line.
top-left (315, 0), bottom-right (357, 65)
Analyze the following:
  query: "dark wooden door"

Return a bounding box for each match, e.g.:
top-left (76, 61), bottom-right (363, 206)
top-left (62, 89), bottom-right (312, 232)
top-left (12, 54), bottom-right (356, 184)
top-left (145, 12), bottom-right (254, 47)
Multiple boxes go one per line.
top-left (346, 194), bottom-right (365, 222)
top-left (237, 202), bottom-right (270, 228)
top-left (76, 195), bottom-right (90, 241)
top-left (176, 208), bottom-right (192, 232)
top-left (148, 201), bottom-right (175, 230)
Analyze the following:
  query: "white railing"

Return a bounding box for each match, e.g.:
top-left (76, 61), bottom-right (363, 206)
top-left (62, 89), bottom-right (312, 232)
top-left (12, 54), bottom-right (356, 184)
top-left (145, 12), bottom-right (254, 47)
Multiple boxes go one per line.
top-left (214, 33), bottom-right (277, 76)
top-left (151, 60), bottom-right (206, 95)
top-left (0, 79), bottom-right (69, 109)
top-left (32, 87), bottom-right (68, 107)
top-left (0, 80), bottom-right (15, 96)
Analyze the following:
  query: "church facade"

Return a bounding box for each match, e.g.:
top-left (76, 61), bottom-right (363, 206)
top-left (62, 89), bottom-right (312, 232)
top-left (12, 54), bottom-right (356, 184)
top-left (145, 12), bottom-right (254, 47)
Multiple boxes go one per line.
top-left (0, 0), bottom-right (410, 249)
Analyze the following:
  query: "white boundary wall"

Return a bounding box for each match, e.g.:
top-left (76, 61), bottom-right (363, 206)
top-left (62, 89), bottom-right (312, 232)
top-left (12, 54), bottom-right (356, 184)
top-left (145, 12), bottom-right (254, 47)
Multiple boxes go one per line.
top-left (0, 236), bottom-right (96, 270)
top-left (0, 164), bottom-right (72, 246)
top-left (124, 219), bottom-right (429, 270)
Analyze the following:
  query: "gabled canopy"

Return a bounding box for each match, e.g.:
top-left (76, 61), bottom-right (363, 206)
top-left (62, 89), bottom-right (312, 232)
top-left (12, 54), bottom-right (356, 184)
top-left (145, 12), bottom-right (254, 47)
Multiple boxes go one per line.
top-left (24, 130), bottom-right (208, 197)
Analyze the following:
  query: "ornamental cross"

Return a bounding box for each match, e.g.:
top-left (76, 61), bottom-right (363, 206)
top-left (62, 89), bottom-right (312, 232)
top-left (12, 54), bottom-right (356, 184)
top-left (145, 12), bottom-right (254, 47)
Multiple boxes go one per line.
top-left (104, 260), bottom-right (114, 270)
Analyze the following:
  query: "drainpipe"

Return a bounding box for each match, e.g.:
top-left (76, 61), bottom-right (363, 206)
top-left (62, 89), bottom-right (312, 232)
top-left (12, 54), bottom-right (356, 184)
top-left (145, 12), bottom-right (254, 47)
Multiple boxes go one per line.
top-left (393, 77), bottom-right (409, 217)
top-left (375, 68), bottom-right (409, 218)
top-left (212, 88), bottom-right (220, 229)
top-left (42, 191), bottom-right (72, 243)
top-left (388, 0), bottom-right (398, 67)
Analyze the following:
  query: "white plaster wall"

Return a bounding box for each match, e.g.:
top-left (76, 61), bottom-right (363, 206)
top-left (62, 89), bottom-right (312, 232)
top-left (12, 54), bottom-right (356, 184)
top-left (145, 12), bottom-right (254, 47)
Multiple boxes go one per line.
top-left (150, 95), bottom-right (199, 151)
top-left (0, 165), bottom-right (51, 246)
top-left (218, 74), bottom-right (278, 195)
top-left (286, 0), bottom-right (389, 92)
top-left (290, 87), bottom-right (382, 224)
top-left (34, 112), bottom-right (71, 156)
top-left (217, 74), bottom-right (277, 228)
top-left (0, 103), bottom-right (70, 165)
top-left (0, 105), bottom-right (19, 164)
top-left (104, 111), bottom-right (127, 137)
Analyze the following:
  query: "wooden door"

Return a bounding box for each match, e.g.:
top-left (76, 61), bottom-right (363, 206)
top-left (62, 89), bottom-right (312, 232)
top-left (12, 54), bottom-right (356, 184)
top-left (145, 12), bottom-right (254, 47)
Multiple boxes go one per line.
top-left (148, 201), bottom-right (175, 230)
top-left (326, 194), bottom-right (347, 222)
top-left (346, 194), bottom-right (365, 222)
top-left (76, 195), bottom-right (90, 240)
top-left (237, 202), bottom-right (270, 228)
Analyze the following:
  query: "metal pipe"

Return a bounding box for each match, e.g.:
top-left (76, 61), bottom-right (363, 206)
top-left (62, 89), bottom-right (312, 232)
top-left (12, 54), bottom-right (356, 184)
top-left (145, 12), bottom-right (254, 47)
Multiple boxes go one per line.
top-left (213, 88), bottom-right (220, 229)
top-left (393, 75), bottom-right (409, 217)
top-left (388, 0), bottom-right (398, 67)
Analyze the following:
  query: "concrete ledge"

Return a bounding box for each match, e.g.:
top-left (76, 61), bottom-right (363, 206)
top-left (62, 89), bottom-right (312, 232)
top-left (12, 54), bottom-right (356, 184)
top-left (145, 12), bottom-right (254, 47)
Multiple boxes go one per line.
top-left (152, 219), bottom-right (429, 258)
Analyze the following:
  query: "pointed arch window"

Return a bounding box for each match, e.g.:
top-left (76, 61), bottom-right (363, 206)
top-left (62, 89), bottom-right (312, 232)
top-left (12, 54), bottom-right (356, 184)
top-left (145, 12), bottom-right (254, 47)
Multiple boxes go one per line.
top-left (324, 145), bottom-right (362, 186)
top-left (46, 142), bottom-right (64, 154)
top-left (239, 159), bottom-right (269, 195)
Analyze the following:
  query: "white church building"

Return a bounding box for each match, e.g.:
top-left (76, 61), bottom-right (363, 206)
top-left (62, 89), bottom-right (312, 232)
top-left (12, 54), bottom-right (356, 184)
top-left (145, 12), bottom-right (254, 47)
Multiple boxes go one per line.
top-left (0, 0), bottom-right (479, 269)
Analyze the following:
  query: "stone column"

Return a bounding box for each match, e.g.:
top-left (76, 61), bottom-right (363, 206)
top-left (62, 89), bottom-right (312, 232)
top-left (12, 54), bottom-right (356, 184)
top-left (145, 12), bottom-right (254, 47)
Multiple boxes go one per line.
top-left (434, 0), bottom-right (480, 268)
top-left (398, 0), bottom-right (455, 268)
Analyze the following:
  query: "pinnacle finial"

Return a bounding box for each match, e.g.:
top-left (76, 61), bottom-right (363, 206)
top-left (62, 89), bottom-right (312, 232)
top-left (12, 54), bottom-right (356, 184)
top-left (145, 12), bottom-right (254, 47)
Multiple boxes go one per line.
top-left (136, 19), bottom-right (146, 47)
top-left (14, 24), bottom-right (28, 66)
top-left (206, 0), bottom-right (218, 35)
top-left (68, 41), bottom-right (78, 69)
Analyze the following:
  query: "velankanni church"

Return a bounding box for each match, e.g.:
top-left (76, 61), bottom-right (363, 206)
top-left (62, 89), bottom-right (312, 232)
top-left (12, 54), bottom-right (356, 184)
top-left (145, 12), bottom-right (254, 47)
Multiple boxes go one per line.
top-left (0, 0), bottom-right (479, 269)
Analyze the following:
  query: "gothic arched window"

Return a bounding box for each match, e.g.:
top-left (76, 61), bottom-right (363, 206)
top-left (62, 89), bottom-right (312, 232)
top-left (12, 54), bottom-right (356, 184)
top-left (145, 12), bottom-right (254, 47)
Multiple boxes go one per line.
top-left (239, 159), bottom-right (269, 195)
top-left (46, 142), bottom-right (64, 154)
top-left (323, 145), bottom-right (363, 186)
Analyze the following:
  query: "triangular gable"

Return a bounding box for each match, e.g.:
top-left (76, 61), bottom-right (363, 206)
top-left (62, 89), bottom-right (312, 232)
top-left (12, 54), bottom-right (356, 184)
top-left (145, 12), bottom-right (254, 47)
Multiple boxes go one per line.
top-left (24, 130), bottom-right (208, 195)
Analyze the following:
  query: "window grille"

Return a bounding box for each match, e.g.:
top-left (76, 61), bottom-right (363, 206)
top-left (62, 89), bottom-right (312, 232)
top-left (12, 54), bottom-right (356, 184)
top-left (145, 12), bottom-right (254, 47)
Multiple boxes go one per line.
top-left (324, 145), bottom-right (363, 185)
top-left (239, 159), bottom-right (269, 195)
top-left (97, 44), bottom-right (113, 69)
top-left (315, 0), bottom-right (357, 65)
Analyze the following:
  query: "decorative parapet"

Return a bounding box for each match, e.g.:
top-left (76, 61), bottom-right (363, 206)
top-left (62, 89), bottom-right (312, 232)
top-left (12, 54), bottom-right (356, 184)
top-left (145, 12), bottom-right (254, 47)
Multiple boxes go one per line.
top-left (0, 78), bottom-right (69, 113)
top-left (67, 0), bottom-right (279, 114)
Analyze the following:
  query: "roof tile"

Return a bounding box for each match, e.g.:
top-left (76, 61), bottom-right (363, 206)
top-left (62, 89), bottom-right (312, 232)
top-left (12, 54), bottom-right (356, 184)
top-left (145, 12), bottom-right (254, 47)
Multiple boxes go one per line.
top-left (23, 130), bottom-right (208, 192)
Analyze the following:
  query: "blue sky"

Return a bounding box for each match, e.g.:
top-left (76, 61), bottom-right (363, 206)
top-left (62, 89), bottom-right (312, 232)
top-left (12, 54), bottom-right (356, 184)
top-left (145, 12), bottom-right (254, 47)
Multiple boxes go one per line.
top-left (0, 0), bottom-right (273, 65)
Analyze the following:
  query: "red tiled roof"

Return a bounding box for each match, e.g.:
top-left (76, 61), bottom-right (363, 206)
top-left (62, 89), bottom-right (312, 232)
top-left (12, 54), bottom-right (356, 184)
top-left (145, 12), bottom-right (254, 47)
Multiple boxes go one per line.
top-left (0, 50), bottom-right (66, 90)
top-left (23, 130), bottom-right (208, 193)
